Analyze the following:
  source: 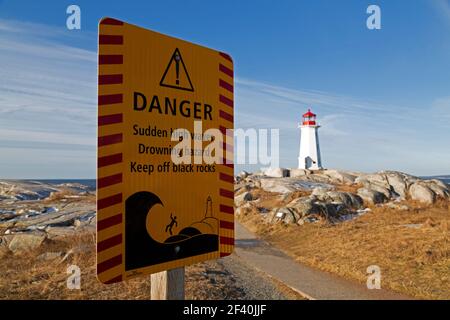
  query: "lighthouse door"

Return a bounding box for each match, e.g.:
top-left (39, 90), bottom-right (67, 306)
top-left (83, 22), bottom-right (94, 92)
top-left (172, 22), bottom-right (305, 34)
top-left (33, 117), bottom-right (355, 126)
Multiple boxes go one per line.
top-left (305, 156), bottom-right (314, 169)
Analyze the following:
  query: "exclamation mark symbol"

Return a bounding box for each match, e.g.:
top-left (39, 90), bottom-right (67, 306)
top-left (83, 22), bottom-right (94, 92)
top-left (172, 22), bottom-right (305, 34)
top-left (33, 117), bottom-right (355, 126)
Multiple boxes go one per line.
top-left (175, 51), bottom-right (180, 85)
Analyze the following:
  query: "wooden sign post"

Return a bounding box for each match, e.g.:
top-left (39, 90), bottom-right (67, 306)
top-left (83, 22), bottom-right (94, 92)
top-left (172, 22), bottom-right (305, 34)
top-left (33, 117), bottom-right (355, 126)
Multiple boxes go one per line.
top-left (151, 267), bottom-right (185, 300)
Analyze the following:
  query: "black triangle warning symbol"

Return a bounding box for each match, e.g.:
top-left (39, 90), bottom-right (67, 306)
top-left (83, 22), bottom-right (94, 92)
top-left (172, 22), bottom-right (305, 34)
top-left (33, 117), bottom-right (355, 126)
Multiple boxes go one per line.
top-left (159, 48), bottom-right (194, 92)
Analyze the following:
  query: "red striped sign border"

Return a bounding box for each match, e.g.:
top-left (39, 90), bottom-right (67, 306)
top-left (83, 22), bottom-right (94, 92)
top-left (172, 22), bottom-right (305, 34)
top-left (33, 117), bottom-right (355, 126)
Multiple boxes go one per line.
top-left (97, 18), bottom-right (125, 284)
top-left (217, 51), bottom-right (234, 258)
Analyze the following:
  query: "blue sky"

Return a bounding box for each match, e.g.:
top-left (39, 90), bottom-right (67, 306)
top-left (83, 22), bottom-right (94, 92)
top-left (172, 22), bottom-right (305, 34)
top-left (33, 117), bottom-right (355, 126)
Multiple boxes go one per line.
top-left (0, 0), bottom-right (449, 178)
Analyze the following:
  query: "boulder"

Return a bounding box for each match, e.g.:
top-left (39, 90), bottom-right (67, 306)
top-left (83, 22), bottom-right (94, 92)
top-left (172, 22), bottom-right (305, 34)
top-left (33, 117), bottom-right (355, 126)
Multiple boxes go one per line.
top-left (357, 188), bottom-right (387, 204)
top-left (428, 179), bottom-right (448, 190)
top-left (311, 189), bottom-right (363, 209)
top-left (263, 167), bottom-right (289, 178)
top-left (347, 193), bottom-right (364, 209)
top-left (356, 173), bottom-right (389, 189)
top-left (234, 183), bottom-right (244, 192)
top-left (259, 179), bottom-right (294, 194)
top-left (409, 183), bottom-right (436, 204)
top-left (303, 215), bottom-right (321, 223)
top-left (234, 192), bottom-right (253, 207)
top-left (73, 219), bottom-right (83, 228)
top-left (322, 169), bottom-right (357, 184)
top-left (290, 169), bottom-right (309, 178)
top-left (12, 205), bottom-right (95, 229)
top-left (238, 171), bottom-right (249, 179)
top-left (268, 189), bottom-right (367, 224)
top-left (385, 172), bottom-right (408, 198)
top-left (260, 177), bottom-right (332, 194)
top-left (367, 184), bottom-right (392, 199)
top-left (311, 186), bottom-right (332, 197)
top-left (8, 232), bottom-right (46, 253)
top-left (426, 182), bottom-right (449, 199)
top-left (287, 197), bottom-right (318, 217)
top-left (269, 207), bottom-right (300, 224)
top-left (322, 203), bottom-right (338, 218)
top-left (283, 211), bottom-right (300, 224)
top-left (326, 191), bottom-right (363, 209)
top-left (0, 180), bottom-right (58, 201)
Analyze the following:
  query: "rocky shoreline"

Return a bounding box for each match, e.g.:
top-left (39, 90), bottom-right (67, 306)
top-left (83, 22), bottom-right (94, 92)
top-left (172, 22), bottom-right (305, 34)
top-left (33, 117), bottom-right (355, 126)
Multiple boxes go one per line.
top-left (235, 168), bottom-right (450, 226)
top-left (1, 170), bottom-right (449, 255)
top-left (0, 180), bottom-right (95, 256)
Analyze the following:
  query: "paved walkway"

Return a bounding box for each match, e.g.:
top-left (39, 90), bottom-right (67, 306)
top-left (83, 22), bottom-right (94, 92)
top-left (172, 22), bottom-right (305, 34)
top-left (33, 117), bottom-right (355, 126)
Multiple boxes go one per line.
top-left (234, 223), bottom-right (411, 300)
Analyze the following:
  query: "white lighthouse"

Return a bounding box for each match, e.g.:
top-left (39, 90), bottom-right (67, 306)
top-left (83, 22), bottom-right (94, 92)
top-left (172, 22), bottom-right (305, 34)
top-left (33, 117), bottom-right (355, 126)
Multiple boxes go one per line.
top-left (298, 108), bottom-right (323, 170)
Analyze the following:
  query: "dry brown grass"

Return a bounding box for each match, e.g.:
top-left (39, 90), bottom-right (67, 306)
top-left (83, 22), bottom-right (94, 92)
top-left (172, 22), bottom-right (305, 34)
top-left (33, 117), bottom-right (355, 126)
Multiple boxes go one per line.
top-left (334, 183), bottom-right (361, 194)
top-left (0, 232), bottom-right (247, 300)
top-left (0, 232), bottom-right (153, 299)
top-left (251, 189), bottom-right (282, 208)
top-left (238, 198), bottom-right (450, 300)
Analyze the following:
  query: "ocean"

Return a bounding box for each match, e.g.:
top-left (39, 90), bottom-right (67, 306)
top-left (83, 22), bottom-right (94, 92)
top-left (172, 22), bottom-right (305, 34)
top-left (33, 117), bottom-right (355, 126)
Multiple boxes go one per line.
top-left (29, 179), bottom-right (97, 191)
top-left (31, 176), bottom-right (450, 191)
top-left (421, 175), bottom-right (450, 185)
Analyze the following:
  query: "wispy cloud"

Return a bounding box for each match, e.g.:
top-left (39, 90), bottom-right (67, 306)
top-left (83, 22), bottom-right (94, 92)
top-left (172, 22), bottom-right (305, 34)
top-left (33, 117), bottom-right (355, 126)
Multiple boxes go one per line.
top-left (0, 19), bottom-right (97, 178)
top-left (0, 128), bottom-right (94, 146)
top-left (235, 78), bottom-right (431, 120)
top-left (0, 18), bottom-right (95, 42)
top-left (0, 19), bottom-right (97, 143)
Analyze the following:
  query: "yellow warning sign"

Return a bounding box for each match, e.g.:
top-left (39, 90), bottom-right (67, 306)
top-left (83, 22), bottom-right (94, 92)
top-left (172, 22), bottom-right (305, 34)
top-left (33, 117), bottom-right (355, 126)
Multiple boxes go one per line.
top-left (96, 17), bottom-right (234, 284)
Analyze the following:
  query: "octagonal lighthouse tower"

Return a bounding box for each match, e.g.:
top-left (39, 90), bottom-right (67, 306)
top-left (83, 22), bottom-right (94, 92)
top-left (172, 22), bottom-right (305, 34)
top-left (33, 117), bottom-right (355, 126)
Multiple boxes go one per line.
top-left (298, 108), bottom-right (323, 170)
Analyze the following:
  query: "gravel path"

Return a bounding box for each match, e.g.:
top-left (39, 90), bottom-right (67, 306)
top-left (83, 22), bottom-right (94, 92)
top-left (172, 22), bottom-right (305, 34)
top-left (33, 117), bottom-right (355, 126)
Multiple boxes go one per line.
top-left (185, 254), bottom-right (303, 300)
top-left (234, 222), bottom-right (411, 300)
